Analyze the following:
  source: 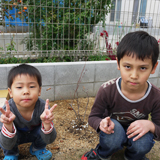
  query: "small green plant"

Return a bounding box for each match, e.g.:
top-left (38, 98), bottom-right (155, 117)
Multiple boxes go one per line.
top-left (0, 47), bottom-right (4, 53)
top-left (0, 54), bottom-right (115, 64)
top-left (88, 55), bottom-right (111, 61)
top-left (0, 47), bottom-right (4, 57)
top-left (6, 37), bottom-right (17, 55)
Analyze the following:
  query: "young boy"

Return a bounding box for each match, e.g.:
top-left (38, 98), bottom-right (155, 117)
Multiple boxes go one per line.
top-left (81, 31), bottom-right (160, 160)
top-left (0, 64), bottom-right (57, 160)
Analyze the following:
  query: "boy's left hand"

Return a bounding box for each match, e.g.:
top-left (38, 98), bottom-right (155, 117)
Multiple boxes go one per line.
top-left (126, 120), bottom-right (155, 141)
top-left (40, 99), bottom-right (57, 131)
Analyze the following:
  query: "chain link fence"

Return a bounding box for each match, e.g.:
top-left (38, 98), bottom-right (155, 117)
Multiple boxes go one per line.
top-left (0, 0), bottom-right (160, 61)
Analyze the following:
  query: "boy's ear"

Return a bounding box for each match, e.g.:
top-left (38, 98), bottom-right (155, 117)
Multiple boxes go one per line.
top-left (151, 62), bottom-right (158, 74)
top-left (116, 57), bottom-right (120, 70)
top-left (8, 88), bottom-right (13, 98)
top-left (38, 87), bottom-right (42, 96)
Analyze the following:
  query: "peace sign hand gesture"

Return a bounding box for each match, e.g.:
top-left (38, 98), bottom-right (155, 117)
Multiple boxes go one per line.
top-left (0, 100), bottom-right (16, 132)
top-left (40, 99), bottom-right (57, 131)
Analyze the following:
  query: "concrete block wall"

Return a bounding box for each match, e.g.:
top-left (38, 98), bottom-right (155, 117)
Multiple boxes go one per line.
top-left (0, 61), bottom-right (159, 101)
top-left (0, 33), bottom-right (30, 53)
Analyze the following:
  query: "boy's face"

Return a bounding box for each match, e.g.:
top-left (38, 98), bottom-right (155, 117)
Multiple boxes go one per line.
top-left (8, 74), bottom-right (41, 110)
top-left (117, 54), bottom-right (158, 92)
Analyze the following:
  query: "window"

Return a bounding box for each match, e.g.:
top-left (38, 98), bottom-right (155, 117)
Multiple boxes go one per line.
top-left (139, 0), bottom-right (147, 19)
top-left (116, 0), bottom-right (122, 21)
top-left (0, 0), bottom-right (2, 21)
top-left (110, 0), bottom-right (122, 22)
top-left (110, 0), bottom-right (116, 21)
top-left (132, 0), bottom-right (147, 23)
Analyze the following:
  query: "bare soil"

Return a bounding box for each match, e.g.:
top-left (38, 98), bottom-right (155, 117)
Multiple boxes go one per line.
top-left (0, 97), bottom-right (160, 160)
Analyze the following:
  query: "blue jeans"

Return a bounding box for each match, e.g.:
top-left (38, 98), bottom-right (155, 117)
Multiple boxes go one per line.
top-left (1, 126), bottom-right (46, 156)
top-left (97, 119), bottom-right (155, 160)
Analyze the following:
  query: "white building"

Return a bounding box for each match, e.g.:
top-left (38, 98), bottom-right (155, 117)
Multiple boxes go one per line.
top-left (105, 0), bottom-right (160, 28)
top-left (93, 0), bottom-right (160, 51)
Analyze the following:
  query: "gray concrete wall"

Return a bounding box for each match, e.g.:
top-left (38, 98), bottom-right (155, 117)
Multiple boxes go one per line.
top-left (0, 33), bottom-right (29, 53)
top-left (0, 61), bottom-right (159, 101)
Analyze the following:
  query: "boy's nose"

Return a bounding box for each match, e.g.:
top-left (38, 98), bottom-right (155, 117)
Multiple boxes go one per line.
top-left (23, 88), bottom-right (29, 94)
top-left (130, 70), bottom-right (138, 79)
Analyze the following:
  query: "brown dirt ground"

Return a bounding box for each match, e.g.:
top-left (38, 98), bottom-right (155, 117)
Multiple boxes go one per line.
top-left (0, 97), bottom-right (160, 160)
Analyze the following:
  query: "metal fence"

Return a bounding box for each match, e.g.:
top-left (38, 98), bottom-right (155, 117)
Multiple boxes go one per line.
top-left (0, 0), bottom-right (160, 61)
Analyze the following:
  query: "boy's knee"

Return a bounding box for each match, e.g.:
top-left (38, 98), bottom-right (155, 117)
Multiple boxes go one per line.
top-left (131, 143), bottom-right (153, 155)
top-left (130, 132), bottom-right (154, 153)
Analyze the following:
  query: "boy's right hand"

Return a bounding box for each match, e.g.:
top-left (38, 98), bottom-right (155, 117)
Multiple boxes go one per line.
top-left (0, 100), bottom-right (16, 132)
top-left (99, 117), bottom-right (115, 134)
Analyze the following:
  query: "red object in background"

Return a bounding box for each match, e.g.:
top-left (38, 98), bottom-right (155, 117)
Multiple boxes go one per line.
top-left (103, 30), bottom-right (108, 37)
top-left (100, 30), bottom-right (118, 61)
top-left (109, 55), bottom-right (116, 60)
top-left (100, 32), bottom-right (104, 37)
top-left (115, 42), bottom-right (119, 46)
top-left (107, 43), bottom-right (113, 55)
top-left (100, 30), bottom-right (108, 38)
top-left (105, 55), bottom-right (116, 60)
top-left (100, 30), bottom-right (109, 48)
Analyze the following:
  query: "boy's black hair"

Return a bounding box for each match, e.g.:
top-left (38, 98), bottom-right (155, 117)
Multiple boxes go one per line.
top-left (117, 31), bottom-right (159, 68)
top-left (8, 63), bottom-right (42, 88)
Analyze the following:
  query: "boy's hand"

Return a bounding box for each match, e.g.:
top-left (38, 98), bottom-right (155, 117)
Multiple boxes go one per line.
top-left (127, 120), bottom-right (155, 141)
top-left (99, 117), bottom-right (115, 134)
top-left (40, 99), bottom-right (57, 131)
top-left (0, 100), bottom-right (16, 132)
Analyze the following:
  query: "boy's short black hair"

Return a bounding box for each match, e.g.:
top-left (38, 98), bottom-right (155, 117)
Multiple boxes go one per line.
top-left (8, 64), bottom-right (42, 88)
top-left (117, 31), bottom-right (159, 68)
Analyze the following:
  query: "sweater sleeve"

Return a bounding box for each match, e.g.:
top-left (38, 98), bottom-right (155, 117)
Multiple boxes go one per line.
top-left (151, 101), bottom-right (160, 141)
top-left (40, 125), bottom-right (57, 144)
top-left (88, 86), bottom-right (109, 132)
top-left (0, 124), bottom-right (17, 150)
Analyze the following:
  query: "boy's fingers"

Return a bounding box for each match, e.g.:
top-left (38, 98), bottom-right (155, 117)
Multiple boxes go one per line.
top-left (127, 122), bottom-right (135, 131)
top-left (45, 99), bottom-right (49, 110)
top-left (111, 130), bottom-right (114, 133)
top-left (0, 108), bottom-right (6, 115)
top-left (105, 117), bottom-right (111, 123)
top-left (50, 104), bottom-right (57, 112)
top-left (0, 114), bottom-right (10, 123)
top-left (107, 116), bottom-right (111, 122)
top-left (10, 114), bottom-right (16, 121)
top-left (5, 100), bottom-right (10, 112)
top-left (105, 117), bottom-right (111, 126)
top-left (133, 133), bottom-right (143, 141)
top-left (40, 113), bottom-right (46, 120)
top-left (47, 115), bottom-right (54, 121)
top-left (104, 128), bottom-right (112, 134)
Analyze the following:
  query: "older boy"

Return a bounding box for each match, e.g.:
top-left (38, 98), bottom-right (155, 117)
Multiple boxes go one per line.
top-left (81, 31), bottom-right (160, 160)
top-left (0, 64), bottom-right (57, 160)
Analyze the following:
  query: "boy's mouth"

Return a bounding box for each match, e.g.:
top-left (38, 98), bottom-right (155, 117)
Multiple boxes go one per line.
top-left (130, 82), bottom-right (137, 85)
top-left (21, 99), bottom-right (31, 102)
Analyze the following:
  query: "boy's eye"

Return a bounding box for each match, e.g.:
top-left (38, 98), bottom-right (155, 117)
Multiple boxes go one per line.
top-left (141, 67), bottom-right (146, 70)
top-left (30, 86), bottom-right (35, 88)
top-left (16, 87), bottom-right (22, 89)
top-left (125, 65), bottom-right (130, 69)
